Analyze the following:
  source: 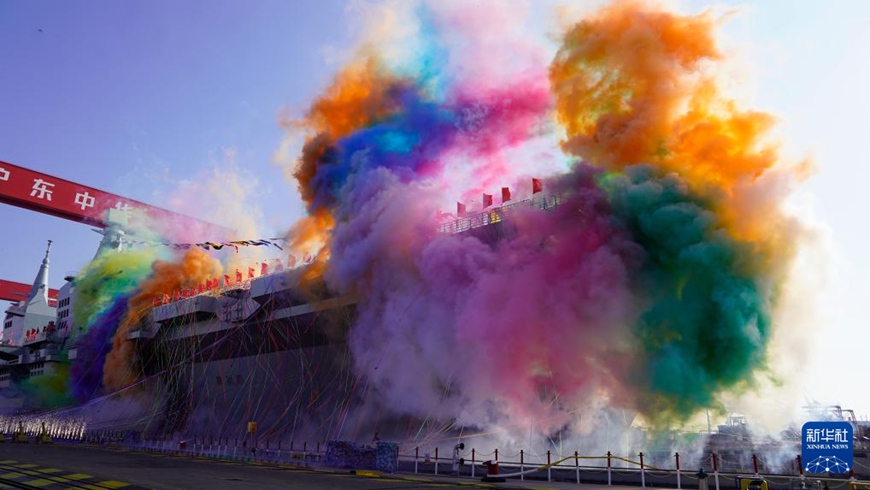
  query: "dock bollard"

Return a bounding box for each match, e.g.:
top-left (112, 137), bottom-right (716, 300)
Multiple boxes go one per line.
top-left (481, 460), bottom-right (505, 483)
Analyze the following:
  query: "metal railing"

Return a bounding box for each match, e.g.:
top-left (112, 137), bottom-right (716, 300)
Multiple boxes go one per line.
top-left (437, 193), bottom-right (564, 234)
top-left (26, 431), bottom-right (868, 490)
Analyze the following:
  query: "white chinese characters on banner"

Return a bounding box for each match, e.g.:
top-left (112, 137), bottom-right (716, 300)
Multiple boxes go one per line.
top-left (114, 201), bottom-right (132, 213)
top-left (0, 167), bottom-right (9, 181)
top-left (30, 178), bottom-right (55, 201)
top-left (74, 191), bottom-right (96, 211)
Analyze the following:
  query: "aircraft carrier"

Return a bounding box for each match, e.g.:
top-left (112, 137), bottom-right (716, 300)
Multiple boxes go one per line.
top-left (1, 191), bottom-right (868, 479)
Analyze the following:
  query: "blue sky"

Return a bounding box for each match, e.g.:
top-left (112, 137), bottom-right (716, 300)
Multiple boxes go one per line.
top-left (1, 1), bottom-right (869, 418)
top-left (0, 0), bottom-right (351, 278)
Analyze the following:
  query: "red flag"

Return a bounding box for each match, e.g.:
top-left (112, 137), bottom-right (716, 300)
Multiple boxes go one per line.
top-left (235, 270), bottom-right (242, 282)
top-left (248, 267), bottom-right (255, 279)
top-left (198, 284), bottom-right (204, 294)
top-left (502, 187), bottom-right (511, 203)
top-left (457, 202), bottom-right (466, 217)
top-left (152, 297), bottom-right (160, 307)
top-left (261, 262), bottom-right (268, 276)
top-left (162, 293), bottom-right (170, 304)
top-left (483, 193), bottom-right (493, 208)
top-left (173, 290), bottom-right (181, 301)
top-left (288, 255), bottom-right (297, 268)
top-left (224, 274), bottom-right (232, 286)
top-left (532, 178), bottom-right (543, 194)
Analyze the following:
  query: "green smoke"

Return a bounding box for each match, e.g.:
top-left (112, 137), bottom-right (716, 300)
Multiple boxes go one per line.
top-left (20, 363), bottom-right (74, 409)
top-left (72, 249), bottom-right (161, 331)
top-left (604, 165), bottom-right (772, 424)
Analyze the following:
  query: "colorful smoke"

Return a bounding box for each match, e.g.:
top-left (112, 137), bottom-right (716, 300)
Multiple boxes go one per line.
top-left (602, 165), bottom-right (773, 423)
top-left (102, 248), bottom-right (223, 393)
top-left (280, 0), bottom-right (809, 432)
top-left (549, 0), bottom-right (801, 423)
top-left (69, 294), bottom-right (131, 403)
top-left (71, 249), bottom-right (160, 330)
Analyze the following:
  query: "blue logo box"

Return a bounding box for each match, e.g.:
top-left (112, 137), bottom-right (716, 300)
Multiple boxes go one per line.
top-left (802, 421), bottom-right (853, 474)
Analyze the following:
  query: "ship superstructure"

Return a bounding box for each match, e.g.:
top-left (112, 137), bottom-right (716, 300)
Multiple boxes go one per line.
top-left (0, 241), bottom-right (70, 411)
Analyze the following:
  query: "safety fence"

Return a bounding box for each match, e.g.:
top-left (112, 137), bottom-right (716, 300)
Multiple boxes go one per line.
top-left (396, 447), bottom-right (869, 489)
top-left (14, 430), bottom-right (870, 490)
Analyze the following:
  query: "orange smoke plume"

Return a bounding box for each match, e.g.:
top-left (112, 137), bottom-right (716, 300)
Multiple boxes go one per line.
top-left (102, 248), bottom-right (223, 392)
top-left (285, 209), bottom-right (332, 286)
top-left (550, 0), bottom-right (777, 190)
top-left (304, 57), bottom-right (405, 139)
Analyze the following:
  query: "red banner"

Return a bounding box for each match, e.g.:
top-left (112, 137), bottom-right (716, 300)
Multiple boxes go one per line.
top-left (0, 279), bottom-right (58, 304)
top-left (0, 160), bottom-right (230, 238)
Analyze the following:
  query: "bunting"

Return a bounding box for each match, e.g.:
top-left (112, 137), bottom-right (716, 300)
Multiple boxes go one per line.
top-left (127, 237), bottom-right (286, 252)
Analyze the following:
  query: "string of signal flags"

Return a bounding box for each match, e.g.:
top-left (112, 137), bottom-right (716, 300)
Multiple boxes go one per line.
top-left (454, 177), bottom-right (542, 218)
top-left (128, 237), bottom-right (286, 253)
